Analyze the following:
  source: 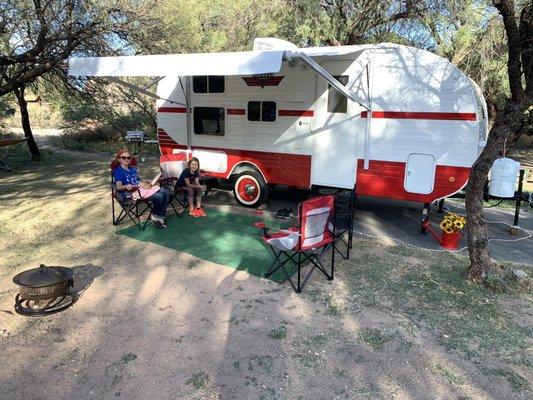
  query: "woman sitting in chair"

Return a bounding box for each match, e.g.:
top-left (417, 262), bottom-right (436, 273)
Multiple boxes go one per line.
top-left (176, 157), bottom-right (207, 217)
top-left (113, 149), bottom-right (171, 229)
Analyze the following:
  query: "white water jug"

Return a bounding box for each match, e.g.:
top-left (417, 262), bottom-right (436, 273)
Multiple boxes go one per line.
top-left (488, 157), bottom-right (520, 198)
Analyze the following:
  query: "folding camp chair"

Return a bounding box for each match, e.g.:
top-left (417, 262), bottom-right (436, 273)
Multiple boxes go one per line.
top-left (159, 153), bottom-right (189, 215)
top-left (333, 190), bottom-right (356, 259)
top-left (110, 158), bottom-right (154, 230)
top-left (255, 195), bottom-right (335, 293)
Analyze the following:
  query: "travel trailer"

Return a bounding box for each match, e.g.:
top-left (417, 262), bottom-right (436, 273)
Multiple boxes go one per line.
top-left (69, 38), bottom-right (488, 208)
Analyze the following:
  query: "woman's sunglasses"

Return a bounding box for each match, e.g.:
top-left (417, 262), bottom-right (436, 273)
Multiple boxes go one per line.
top-left (120, 156), bottom-right (131, 160)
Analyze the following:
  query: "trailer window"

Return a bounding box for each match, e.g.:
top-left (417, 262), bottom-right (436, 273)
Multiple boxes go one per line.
top-left (327, 75), bottom-right (348, 113)
top-left (194, 107), bottom-right (225, 135)
top-left (193, 76), bottom-right (225, 93)
top-left (247, 101), bottom-right (276, 122)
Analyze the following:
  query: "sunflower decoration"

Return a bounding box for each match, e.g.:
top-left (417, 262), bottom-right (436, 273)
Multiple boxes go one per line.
top-left (439, 212), bottom-right (466, 233)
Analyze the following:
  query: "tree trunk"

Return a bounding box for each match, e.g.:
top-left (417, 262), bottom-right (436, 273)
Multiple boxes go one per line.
top-left (464, 100), bottom-right (527, 281)
top-left (463, 0), bottom-right (532, 283)
top-left (14, 84), bottom-right (41, 161)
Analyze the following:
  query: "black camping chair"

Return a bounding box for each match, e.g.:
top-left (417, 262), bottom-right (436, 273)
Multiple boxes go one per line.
top-left (254, 195), bottom-right (336, 293)
top-left (159, 154), bottom-right (213, 216)
top-left (333, 190), bottom-right (356, 259)
top-left (110, 158), bottom-right (154, 230)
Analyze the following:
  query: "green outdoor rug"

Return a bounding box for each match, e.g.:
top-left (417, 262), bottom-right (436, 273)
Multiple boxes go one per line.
top-left (119, 208), bottom-right (296, 283)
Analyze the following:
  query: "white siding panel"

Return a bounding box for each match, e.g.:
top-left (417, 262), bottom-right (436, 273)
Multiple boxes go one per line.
top-left (372, 89), bottom-right (475, 113)
top-left (366, 119), bottom-right (479, 167)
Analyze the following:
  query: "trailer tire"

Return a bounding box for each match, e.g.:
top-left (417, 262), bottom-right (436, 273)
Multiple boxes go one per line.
top-left (233, 171), bottom-right (268, 207)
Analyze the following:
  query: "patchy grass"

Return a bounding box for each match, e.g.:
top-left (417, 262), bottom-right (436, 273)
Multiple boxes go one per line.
top-left (479, 366), bottom-right (530, 391)
top-left (358, 328), bottom-right (392, 351)
top-left (430, 363), bottom-right (465, 385)
top-left (334, 239), bottom-right (532, 391)
top-left (120, 353), bottom-right (137, 364)
top-left (267, 324), bottom-right (287, 339)
top-left (185, 371), bottom-right (209, 390)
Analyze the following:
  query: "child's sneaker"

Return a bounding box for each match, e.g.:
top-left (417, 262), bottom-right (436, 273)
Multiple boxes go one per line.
top-left (198, 208), bottom-right (207, 217)
top-left (189, 208), bottom-right (200, 217)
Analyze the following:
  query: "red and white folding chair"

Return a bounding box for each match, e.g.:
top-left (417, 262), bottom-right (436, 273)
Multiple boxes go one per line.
top-left (255, 195), bottom-right (335, 293)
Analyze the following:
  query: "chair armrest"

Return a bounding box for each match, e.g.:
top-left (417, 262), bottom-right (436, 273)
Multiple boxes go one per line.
top-left (253, 221), bottom-right (270, 235)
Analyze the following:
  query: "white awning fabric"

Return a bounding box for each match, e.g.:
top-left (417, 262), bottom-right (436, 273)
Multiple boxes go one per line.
top-left (68, 50), bottom-right (284, 77)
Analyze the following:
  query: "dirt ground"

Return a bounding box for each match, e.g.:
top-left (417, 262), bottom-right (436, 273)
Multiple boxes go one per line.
top-left (0, 150), bottom-right (532, 400)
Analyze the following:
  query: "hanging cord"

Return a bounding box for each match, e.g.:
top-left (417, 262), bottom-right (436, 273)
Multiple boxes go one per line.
top-left (503, 138), bottom-right (507, 157)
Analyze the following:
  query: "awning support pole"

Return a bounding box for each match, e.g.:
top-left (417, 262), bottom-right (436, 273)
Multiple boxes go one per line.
top-left (107, 77), bottom-right (187, 107)
top-left (290, 52), bottom-right (370, 111)
top-left (185, 76), bottom-right (192, 154)
top-left (363, 61), bottom-right (373, 170)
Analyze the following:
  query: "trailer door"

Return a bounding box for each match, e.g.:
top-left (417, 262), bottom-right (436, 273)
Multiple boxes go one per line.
top-left (311, 61), bottom-right (365, 189)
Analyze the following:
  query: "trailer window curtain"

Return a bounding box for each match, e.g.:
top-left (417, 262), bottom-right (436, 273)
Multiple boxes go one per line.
top-left (327, 75), bottom-right (348, 113)
top-left (193, 76), bottom-right (225, 93)
top-left (194, 107), bottom-right (225, 136)
top-left (247, 101), bottom-right (276, 122)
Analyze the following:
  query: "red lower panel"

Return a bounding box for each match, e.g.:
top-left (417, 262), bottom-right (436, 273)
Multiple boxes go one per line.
top-left (157, 129), bottom-right (311, 188)
top-left (159, 129), bottom-right (471, 202)
top-left (355, 160), bottom-right (471, 202)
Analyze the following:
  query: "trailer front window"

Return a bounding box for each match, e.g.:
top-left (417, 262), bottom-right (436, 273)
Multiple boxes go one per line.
top-left (193, 76), bottom-right (225, 93)
top-left (247, 101), bottom-right (276, 122)
top-left (194, 107), bottom-right (225, 136)
top-left (328, 75), bottom-right (348, 113)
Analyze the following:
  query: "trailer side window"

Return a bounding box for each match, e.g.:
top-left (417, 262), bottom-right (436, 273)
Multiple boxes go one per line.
top-left (194, 107), bottom-right (225, 136)
top-left (193, 76), bottom-right (225, 93)
top-left (327, 75), bottom-right (348, 113)
top-left (247, 101), bottom-right (276, 122)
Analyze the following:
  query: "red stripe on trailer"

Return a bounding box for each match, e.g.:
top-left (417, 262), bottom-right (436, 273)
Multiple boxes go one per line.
top-left (355, 159), bottom-right (471, 203)
top-left (156, 129), bottom-right (311, 188)
top-left (227, 108), bottom-right (246, 115)
top-left (278, 110), bottom-right (314, 117)
top-left (361, 111), bottom-right (476, 121)
top-left (157, 107), bottom-right (187, 113)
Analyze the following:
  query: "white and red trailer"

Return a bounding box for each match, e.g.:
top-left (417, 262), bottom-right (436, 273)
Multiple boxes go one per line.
top-left (70, 38), bottom-right (488, 208)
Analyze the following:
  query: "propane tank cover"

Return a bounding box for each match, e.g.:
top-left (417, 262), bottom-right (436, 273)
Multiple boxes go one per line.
top-left (488, 158), bottom-right (520, 198)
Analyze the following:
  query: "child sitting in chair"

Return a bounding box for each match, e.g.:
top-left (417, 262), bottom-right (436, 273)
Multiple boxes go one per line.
top-left (113, 149), bottom-right (171, 229)
top-left (176, 157), bottom-right (207, 217)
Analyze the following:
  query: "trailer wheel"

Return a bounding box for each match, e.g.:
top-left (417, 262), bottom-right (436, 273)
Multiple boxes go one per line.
top-left (233, 171), bottom-right (268, 207)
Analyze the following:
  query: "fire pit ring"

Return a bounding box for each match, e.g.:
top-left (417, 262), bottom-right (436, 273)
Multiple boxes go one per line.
top-left (13, 264), bottom-right (75, 316)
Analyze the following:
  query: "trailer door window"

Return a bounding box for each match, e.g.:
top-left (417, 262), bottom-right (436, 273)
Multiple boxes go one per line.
top-left (193, 76), bottom-right (225, 93)
top-left (327, 75), bottom-right (348, 113)
top-left (194, 107), bottom-right (225, 136)
top-left (247, 101), bottom-right (276, 122)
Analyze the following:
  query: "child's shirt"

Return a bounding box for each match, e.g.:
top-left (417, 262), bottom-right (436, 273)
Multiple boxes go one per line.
top-left (177, 168), bottom-right (199, 188)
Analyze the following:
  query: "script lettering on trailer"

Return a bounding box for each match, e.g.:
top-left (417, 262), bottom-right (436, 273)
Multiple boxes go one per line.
top-left (242, 74), bottom-right (284, 89)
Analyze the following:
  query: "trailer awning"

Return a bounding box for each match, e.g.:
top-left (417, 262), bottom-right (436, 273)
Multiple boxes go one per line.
top-left (68, 50), bottom-right (284, 77)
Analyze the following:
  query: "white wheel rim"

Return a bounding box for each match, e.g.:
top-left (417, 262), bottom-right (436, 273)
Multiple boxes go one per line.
top-left (235, 175), bottom-right (261, 205)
